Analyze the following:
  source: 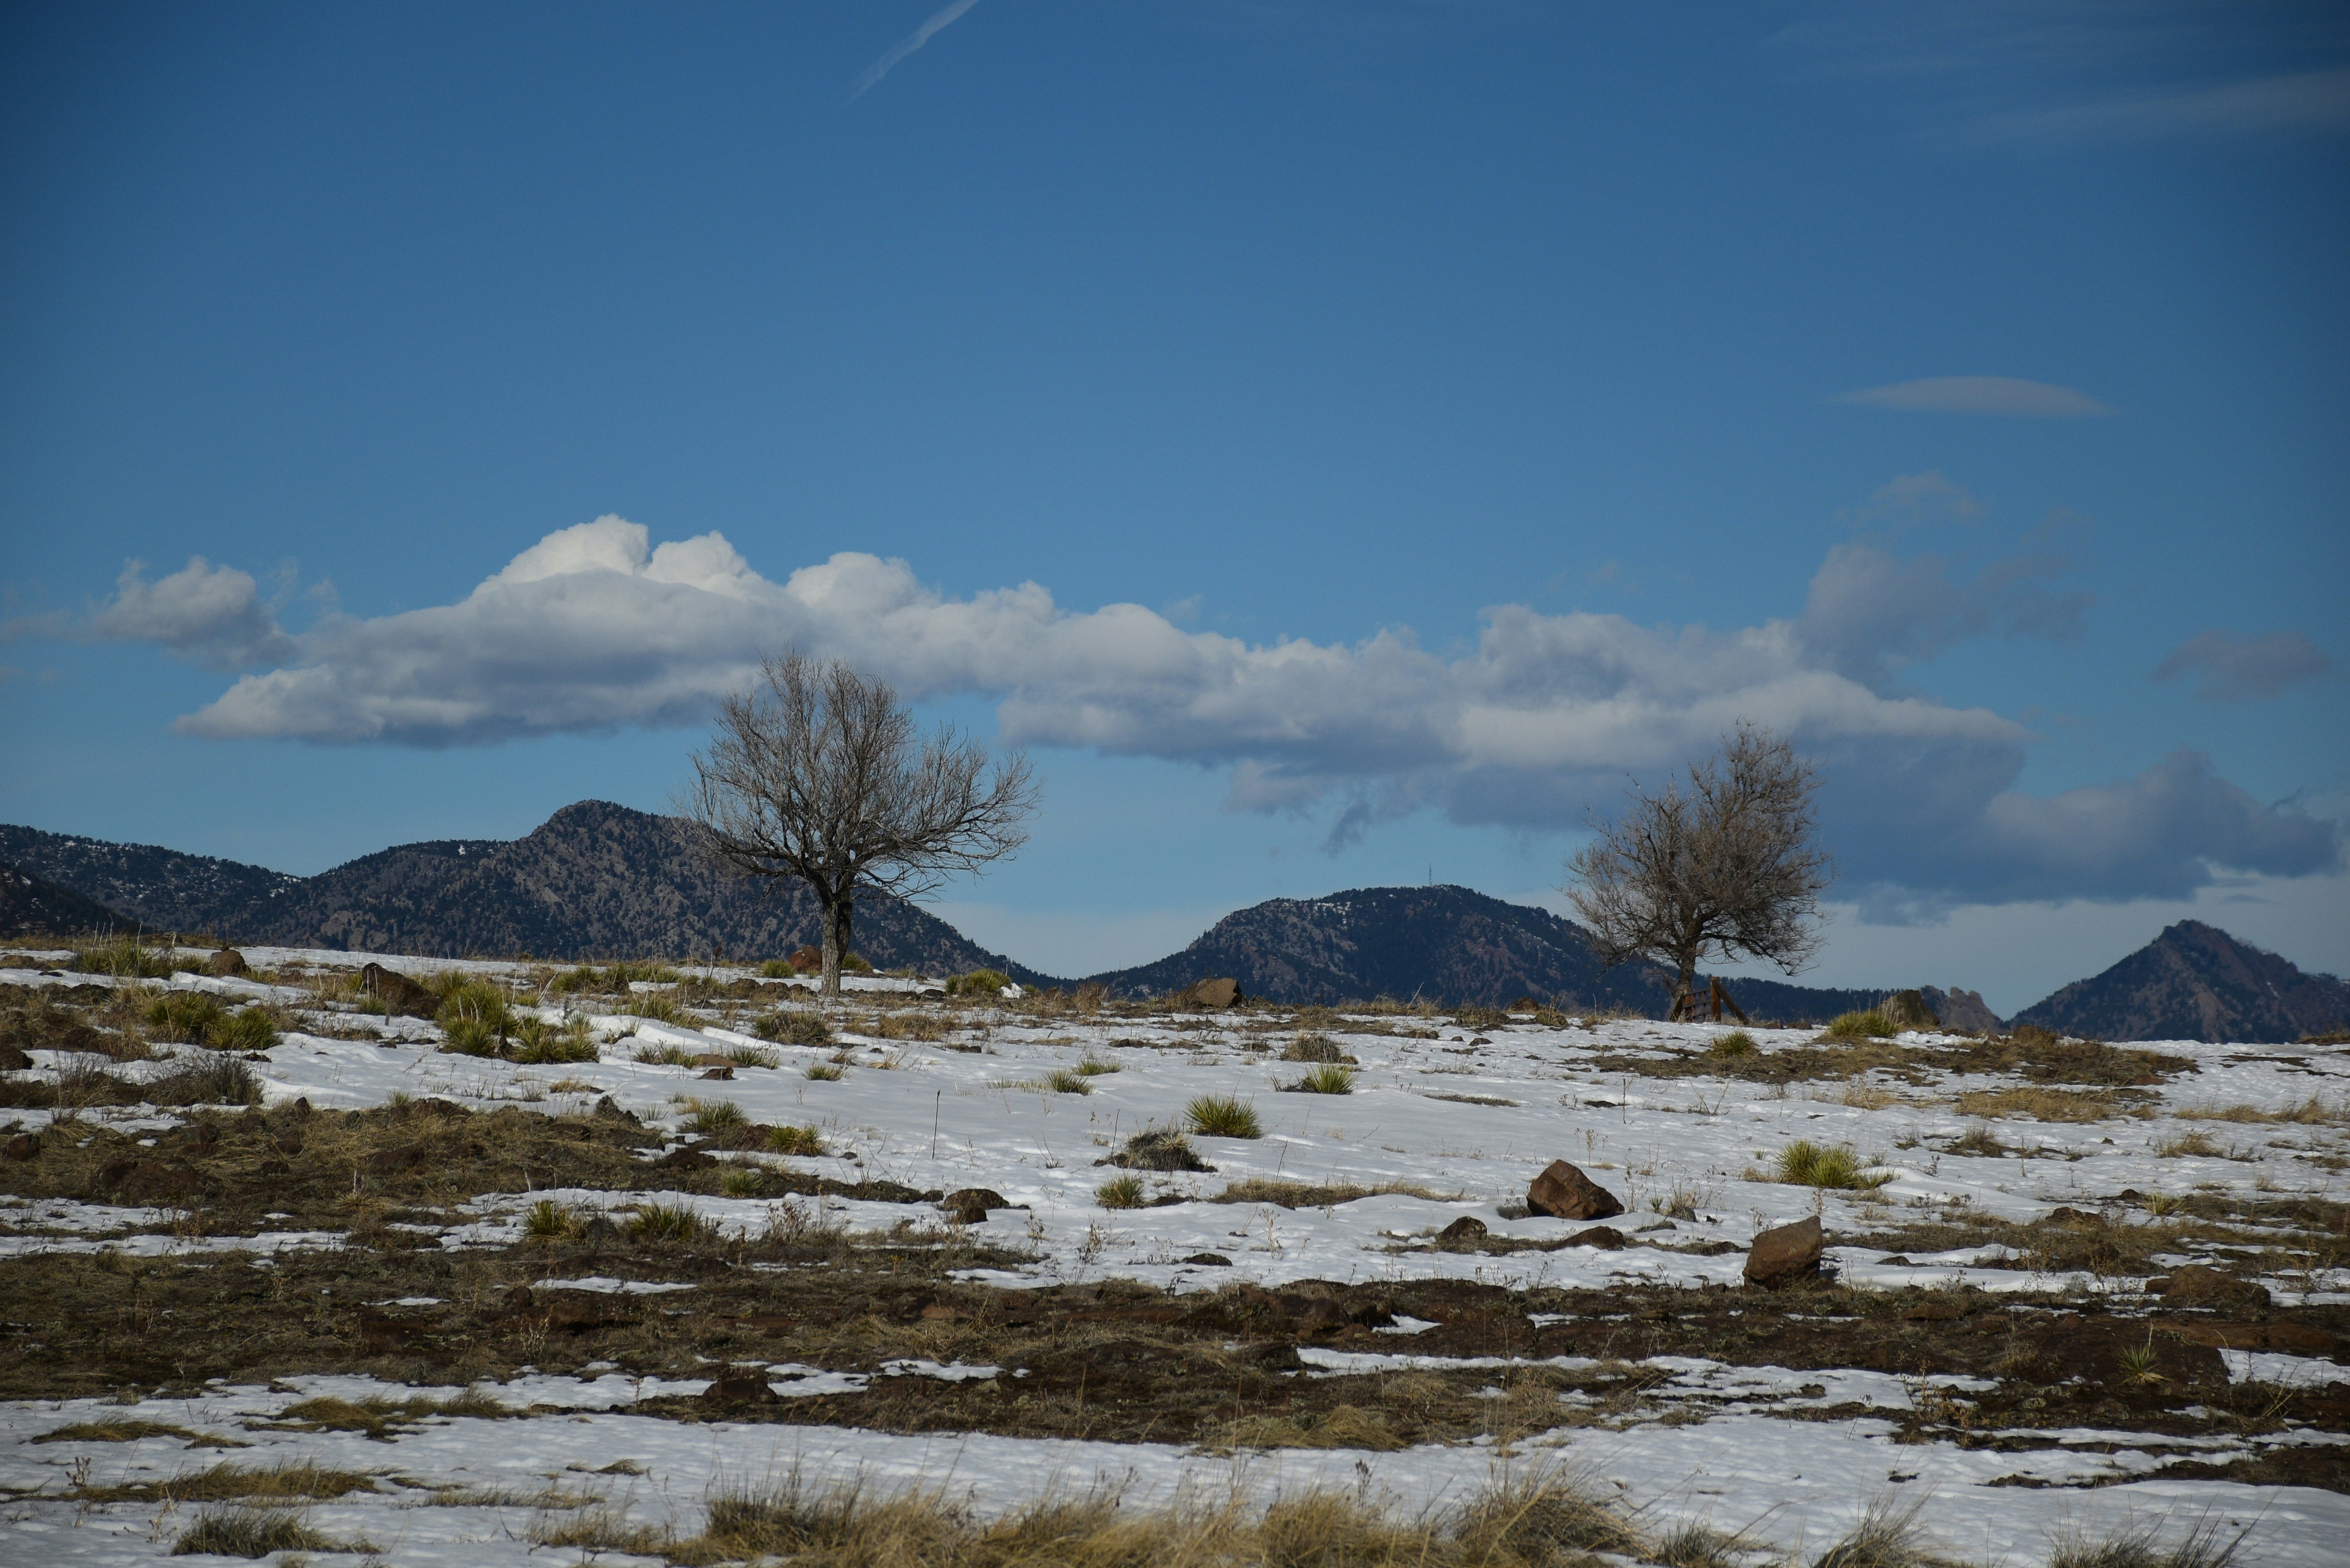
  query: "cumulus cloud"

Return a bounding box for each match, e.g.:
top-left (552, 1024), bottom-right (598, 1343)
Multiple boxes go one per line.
top-left (2151, 629), bottom-right (2333, 702)
top-left (72, 511), bottom-right (2342, 916)
top-left (1833, 376), bottom-right (2117, 418)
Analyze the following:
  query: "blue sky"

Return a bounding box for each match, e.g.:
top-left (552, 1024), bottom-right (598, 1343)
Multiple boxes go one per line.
top-left (3, 1), bottom-right (2344, 1011)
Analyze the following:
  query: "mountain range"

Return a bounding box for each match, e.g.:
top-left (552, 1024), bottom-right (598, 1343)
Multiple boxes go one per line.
top-left (5, 804), bottom-right (2345, 1041)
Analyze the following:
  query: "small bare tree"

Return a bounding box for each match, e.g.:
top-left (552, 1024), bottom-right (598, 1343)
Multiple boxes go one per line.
top-left (1563, 723), bottom-right (1833, 1019)
top-left (682, 652), bottom-right (1038, 999)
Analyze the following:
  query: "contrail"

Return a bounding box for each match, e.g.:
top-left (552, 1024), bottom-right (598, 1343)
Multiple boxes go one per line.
top-left (851, 0), bottom-right (983, 98)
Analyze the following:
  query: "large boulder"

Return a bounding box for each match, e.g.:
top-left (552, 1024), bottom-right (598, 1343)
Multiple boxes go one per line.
top-left (1526, 1160), bottom-right (1623, 1221)
top-left (359, 962), bottom-right (437, 1018)
top-left (1743, 1215), bottom-right (1823, 1288)
top-left (1174, 977), bottom-right (1242, 1009)
top-left (207, 949), bottom-right (250, 977)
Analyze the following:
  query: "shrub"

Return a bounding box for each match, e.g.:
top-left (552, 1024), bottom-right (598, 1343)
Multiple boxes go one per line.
top-left (213, 1008), bottom-right (280, 1053)
top-left (512, 1014), bottom-right (598, 1064)
top-left (547, 967), bottom-right (603, 994)
top-left (1186, 1094), bottom-right (1263, 1139)
top-left (148, 1054), bottom-right (261, 1107)
top-left (720, 1166), bottom-right (765, 1197)
top-left (1108, 1128), bottom-right (1211, 1171)
top-left (2046, 1514), bottom-right (2249, 1568)
top-left (840, 952), bottom-right (873, 974)
top-left (1707, 1030), bottom-right (1757, 1059)
top-left (1096, 1174), bottom-right (1147, 1209)
top-left (723, 1043), bottom-right (781, 1069)
top-left (627, 1202), bottom-right (709, 1243)
top-left (1288, 1064), bottom-right (1357, 1094)
top-left (522, 1198), bottom-right (580, 1242)
top-left (1041, 1067), bottom-right (1091, 1094)
top-left (1777, 1139), bottom-right (1890, 1190)
top-left (757, 1011), bottom-right (834, 1046)
top-left (440, 1017), bottom-right (502, 1056)
top-left (758, 959), bottom-right (799, 979)
top-left (682, 1098), bottom-right (747, 1136)
top-left (805, 1062), bottom-right (844, 1081)
top-left (947, 968), bottom-right (1011, 997)
top-left (1281, 1034), bottom-right (1346, 1063)
top-left (768, 1124), bottom-right (825, 1157)
top-left (1824, 1010), bottom-right (1895, 1040)
top-left (1074, 1056), bottom-right (1119, 1076)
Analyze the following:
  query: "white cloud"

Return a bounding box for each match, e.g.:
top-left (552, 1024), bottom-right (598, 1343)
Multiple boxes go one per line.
top-left (64, 510), bottom-right (2342, 915)
top-left (1832, 376), bottom-right (2117, 418)
top-left (1978, 66), bottom-right (2350, 143)
top-left (2152, 628), bottom-right (2333, 702)
top-left (85, 557), bottom-right (297, 671)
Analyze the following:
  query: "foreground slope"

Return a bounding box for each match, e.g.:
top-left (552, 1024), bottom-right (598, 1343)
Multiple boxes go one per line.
top-left (2015, 919), bottom-right (2350, 1044)
top-left (0, 943), bottom-right (2342, 1564)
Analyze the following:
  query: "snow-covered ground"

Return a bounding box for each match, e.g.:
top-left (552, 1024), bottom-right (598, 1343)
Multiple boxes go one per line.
top-left (4, 949), bottom-right (2345, 1564)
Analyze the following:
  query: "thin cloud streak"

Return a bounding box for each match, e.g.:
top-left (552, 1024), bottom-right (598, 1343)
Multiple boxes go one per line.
top-left (1833, 376), bottom-right (2117, 418)
top-left (853, 0), bottom-right (984, 99)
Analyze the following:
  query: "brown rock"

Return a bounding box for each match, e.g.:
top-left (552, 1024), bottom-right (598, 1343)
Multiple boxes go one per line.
top-left (1176, 977), bottom-right (1242, 1009)
top-left (1743, 1216), bottom-right (1824, 1288)
top-left (697, 1066), bottom-right (735, 1080)
top-left (1437, 1215), bottom-right (1489, 1243)
top-left (0, 1043), bottom-right (29, 1072)
top-left (1564, 1224), bottom-right (1626, 1249)
top-left (2044, 1206), bottom-right (2104, 1227)
top-left (207, 949), bottom-right (249, 977)
top-left (2264, 1322), bottom-right (2337, 1355)
top-left (654, 1147), bottom-right (715, 1171)
top-left (941, 1187), bottom-right (1009, 1224)
top-left (1526, 1160), bottom-right (1624, 1221)
top-left (3, 1133), bottom-right (37, 1161)
top-left (1183, 1252), bottom-right (1232, 1266)
top-left (359, 962), bottom-right (437, 1018)
top-left (504, 1285), bottom-right (536, 1310)
top-left (2156, 1264), bottom-right (2272, 1309)
top-left (1903, 1299), bottom-right (1963, 1322)
top-left (699, 1374), bottom-right (779, 1407)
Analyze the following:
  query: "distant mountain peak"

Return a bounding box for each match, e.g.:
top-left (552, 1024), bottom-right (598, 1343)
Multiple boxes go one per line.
top-left (2014, 921), bottom-right (2348, 1044)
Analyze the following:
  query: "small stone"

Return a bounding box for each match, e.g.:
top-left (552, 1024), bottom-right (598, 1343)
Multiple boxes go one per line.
top-left (504, 1285), bottom-right (536, 1310)
top-left (1565, 1225), bottom-right (1627, 1249)
top-left (3, 1133), bottom-right (38, 1161)
top-left (941, 1187), bottom-right (1008, 1224)
top-left (1437, 1216), bottom-right (1488, 1243)
top-left (697, 1066), bottom-right (734, 1080)
top-left (1526, 1159), bottom-right (1624, 1221)
top-left (0, 1043), bottom-right (29, 1071)
top-left (1183, 1252), bottom-right (1232, 1266)
top-left (1743, 1215), bottom-right (1824, 1289)
top-left (2044, 1206), bottom-right (2104, 1227)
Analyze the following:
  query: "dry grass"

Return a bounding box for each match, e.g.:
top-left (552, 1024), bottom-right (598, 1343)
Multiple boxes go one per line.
top-left (70, 1457), bottom-right (381, 1505)
top-left (171, 1503), bottom-right (360, 1558)
top-left (865, 1010), bottom-right (948, 1042)
top-left (1954, 1086), bottom-right (2140, 1123)
top-left (645, 1465), bottom-right (1643, 1567)
top-left (2174, 1096), bottom-right (2343, 1126)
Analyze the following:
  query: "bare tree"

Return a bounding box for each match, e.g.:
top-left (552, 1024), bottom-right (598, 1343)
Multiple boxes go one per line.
top-left (681, 653), bottom-right (1039, 998)
top-left (1563, 723), bottom-right (1834, 1019)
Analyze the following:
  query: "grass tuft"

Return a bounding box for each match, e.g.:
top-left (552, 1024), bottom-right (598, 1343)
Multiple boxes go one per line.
top-left (171, 1504), bottom-right (344, 1558)
top-left (511, 1013), bottom-right (598, 1064)
top-left (805, 1061), bottom-right (845, 1081)
top-left (1287, 1063), bottom-right (1357, 1094)
top-left (1707, 1030), bottom-right (1757, 1058)
top-left (522, 1198), bottom-right (581, 1242)
top-left (1823, 1010), bottom-right (1896, 1040)
top-left (1096, 1174), bottom-right (1147, 1209)
top-left (758, 1010), bottom-right (835, 1046)
top-left (2047, 1512), bottom-right (2251, 1568)
top-left (768, 1123), bottom-right (826, 1157)
top-left (681, 1097), bottom-right (747, 1136)
top-left (627, 1201), bottom-right (710, 1244)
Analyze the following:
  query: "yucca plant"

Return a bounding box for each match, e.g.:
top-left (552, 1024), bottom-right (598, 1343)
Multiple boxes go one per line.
top-left (512, 1014), bottom-right (598, 1064)
top-left (627, 1202), bottom-right (709, 1243)
top-left (1291, 1064), bottom-right (1357, 1094)
top-left (144, 990), bottom-right (227, 1043)
top-left (436, 978), bottom-right (513, 1054)
top-left (719, 1166), bottom-right (765, 1197)
top-left (1074, 1056), bottom-right (1120, 1076)
top-left (522, 1198), bottom-right (581, 1242)
top-left (1186, 1094), bottom-right (1263, 1139)
top-left (681, 1098), bottom-right (747, 1136)
top-left (211, 1008), bottom-right (281, 1053)
top-left (805, 1062), bottom-right (844, 1082)
top-left (1777, 1139), bottom-right (1890, 1190)
top-left (1042, 1067), bottom-right (1092, 1094)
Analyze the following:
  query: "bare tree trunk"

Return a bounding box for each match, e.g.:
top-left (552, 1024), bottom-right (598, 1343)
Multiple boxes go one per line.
top-left (1673, 953), bottom-right (1698, 1021)
top-left (816, 894), bottom-right (856, 1000)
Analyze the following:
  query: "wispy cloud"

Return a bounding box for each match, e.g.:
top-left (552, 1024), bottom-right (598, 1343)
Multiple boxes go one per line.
top-left (2153, 629), bottom-right (2334, 702)
top-left (1833, 376), bottom-right (2117, 418)
top-left (853, 0), bottom-right (984, 99)
top-left (1973, 65), bottom-right (2350, 144)
top-left (42, 498), bottom-right (2340, 915)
